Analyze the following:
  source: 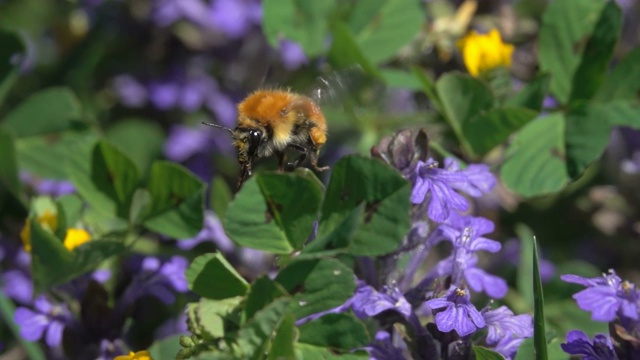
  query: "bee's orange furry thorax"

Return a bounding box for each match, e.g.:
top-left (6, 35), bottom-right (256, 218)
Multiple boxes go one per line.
top-left (237, 90), bottom-right (295, 126)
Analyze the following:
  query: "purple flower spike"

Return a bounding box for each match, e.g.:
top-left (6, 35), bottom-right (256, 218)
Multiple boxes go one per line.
top-left (464, 267), bottom-right (508, 299)
top-left (164, 124), bottom-right (215, 162)
top-left (410, 159), bottom-right (470, 222)
top-left (444, 158), bottom-right (497, 197)
top-left (113, 74), bottom-right (147, 107)
top-left (14, 296), bottom-right (71, 347)
top-left (351, 284), bottom-right (412, 319)
top-left (424, 287), bottom-right (485, 336)
top-left (482, 306), bottom-right (533, 345)
top-left (561, 270), bottom-right (639, 322)
top-left (439, 212), bottom-right (500, 253)
top-left (2, 270), bottom-right (33, 304)
top-left (561, 330), bottom-right (617, 360)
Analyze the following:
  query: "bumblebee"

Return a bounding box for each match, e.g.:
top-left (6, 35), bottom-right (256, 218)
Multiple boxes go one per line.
top-left (203, 89), bottom-right (329, 189)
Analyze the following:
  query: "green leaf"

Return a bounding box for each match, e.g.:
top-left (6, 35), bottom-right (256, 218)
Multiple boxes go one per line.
top-left (1, 87), bottom-right (82, 137)
top-left (30, 210), bottom-right (126, 291)
top-left (275, 259), bottom-right (355, 320)
top-left (380, 69), bottom-right (423, 90)
top-left (105, 118), bottom-right (164, 175)
top-left (197, 297), bottom-right (243, 339)
top-left (569, 1), bottom-right (622, 102)
top-left (0, 29), bottom-right (24, 105)
top-left (327, 22), bottom-right (381, 78)
top-left (565, 101), bottom-right (640, 178)
top-left (30, 219), bottom-right (74, 291)
top-left (0, 291), bottom-right (46, 360)
top-left (269, 313), bottom-right (297, 360)
top-left (315, 155), bottom-right (410, 256)
top-left (545, 300), bottom-right (608, 339)
top-left (538, 0), bottom-right (607, 103)
top-left (93, 140), bottom-right (140, 218)
top-left (463, 107), bottom-right (538, 156)
top-left (262, 0), bottom-right (336, 57)
top-left (533, 236), bottom-right (548, 360)
top-left (186, 253), bottom-right (249, 300)
top-left (149, 335), bottom-right (183, 360)
top-left (0, 128), bottom-right (20, 195)
top-left (473, 346), bottom-right (506, 360)
top-left (224, 170), bottom-right (323, 254)
top-left (347, 0), bottom-right (424, 64)
top-left (237, 297), bottom-right (291, 360)
top-left (500, 113), bottom-right (569, 197)
top-left (515, 224), bottom-right (535, 309)
top-left (144, 161), bottom-right (205, 239)
top-left (295, 343), bottom-right (369, 359)
top-left (594, 46), bottom-right (640, 102)
top-left (57, 194), bottom-right (83, 228)
top-left (299, 313), bottom-right (370, 351)
top-left (506, 74), bottom-right (551, 111)
top-left (209, 176), bottom-right (233, 219)
top-left (244, 276), bottom-right (288, 322)
top-left (18, 131), bottom-right (97, 179)
top-left (435, 73), bottom-right (495, 153)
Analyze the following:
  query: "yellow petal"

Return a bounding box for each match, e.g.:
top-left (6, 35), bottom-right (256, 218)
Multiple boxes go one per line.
top-left (113, 350), bottom-right (153, 360)
top-left (63, 228), bottom-right (91, 251)
top-left (458, 28), bottom-right (514, 77)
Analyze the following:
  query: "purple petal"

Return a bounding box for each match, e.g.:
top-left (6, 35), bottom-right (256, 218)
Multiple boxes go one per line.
top-left (573, 287), bottom-right (620, 322)
top-left (465, 268), bottom-right (508, 299)
top-left (45, 321), bottom-right (64, 347)
top-left (14, 308), bottom-right (48, 341)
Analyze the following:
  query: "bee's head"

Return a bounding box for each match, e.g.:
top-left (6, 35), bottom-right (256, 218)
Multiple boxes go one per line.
top-left (232, 127), bottom-right (263, 165)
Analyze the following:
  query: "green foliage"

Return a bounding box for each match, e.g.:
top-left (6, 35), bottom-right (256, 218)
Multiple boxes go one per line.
top-left (298, 313), bottom-right (370, 350)
top-left (500, 113), bottom-right (569, 197)
top-left (104, 118), bottom-right (164, 175)
top-left (532, 236), bottom-right (548, 360)
top-left (473, 346), bottom-right (506, 360)
top-left (1, 87), bottom-right (83, 137)
top-left (224, 170), bottom-right (323, 254)
top-left (143, 161), bottom-right (206, 238)
top-left (313, 155), bottom-right (411, 256)
top-left (186, 253), bottom-right (249, 300)
top-left (538, 0), bottom-right (607, 104)
top-left (262, 0), bottom-right (336, 57)
top-left (275, 259), bottom-right (356, 320)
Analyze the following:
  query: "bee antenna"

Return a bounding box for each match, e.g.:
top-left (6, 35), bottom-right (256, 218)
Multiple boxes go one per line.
top-left (202, 121), bottom-right (234, 134)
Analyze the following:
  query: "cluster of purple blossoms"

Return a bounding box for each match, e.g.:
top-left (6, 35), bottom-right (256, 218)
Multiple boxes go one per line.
top-left (5, 243), bottom-right (190, 358)
top-left (294, 130), bottom-right (534, 358)
top-left (560, 270), bottom-right (640, 358)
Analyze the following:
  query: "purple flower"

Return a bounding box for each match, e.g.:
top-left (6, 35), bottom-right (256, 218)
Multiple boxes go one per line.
top-left (295, 282), bottom-right (411, 326)
top-left (561, 270), bottom-right (639, 322)
top-left (438, 212), bottom-right (500, 253)
top-left (14, 295), bottom-right (72, 347)
top-left (410, 159), bottom-right (470, 222)
top-left (365, 330), bottom-right (407, 360)
top-left (177, 210), bottom-right (233, 252)
top-left (561, 330), bottom-right (617, 360)
top-left (2, 269), bottom-right (33, 304)
top-left (207, 0), bottom-right (262, 39)
top-left (427, 252), bottom-right (507, 299)
top-left (482, 306), bottom-right (533, 345)
top-left (493, 336), bottom-right (527, 360)
top-left (112, 75), bottom-right (147, 107)
top-left (444, 158), bottom-right (497, 197)
top-left (351, 284), bottom-right (412, 320)
top-left (20, 172), bottom-right (76, 197)
top-left (621, 151), bottom-right (640, 174)
top-left (424, 287), bottom-right (485, 336)
top-left (279, 39), bottom-right (307, 70)
top-left (149, 81), bottom-right (180, 110)
top-left (164, 124), bottom-right (215, 162)
top-left (118, 256), bottom-right (189, 307)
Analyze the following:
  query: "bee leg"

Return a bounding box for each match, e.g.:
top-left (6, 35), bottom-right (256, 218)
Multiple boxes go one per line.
top-left (237, 163), bottom-right (252, 190)
top-left (277, 151), bottom-right (287, 172)
top-left (309, 147), bottom-right (329, 172)
top-left (286, 144), bottom-right (307, 169)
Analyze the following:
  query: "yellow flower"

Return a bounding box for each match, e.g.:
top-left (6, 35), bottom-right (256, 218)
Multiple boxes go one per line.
top-left (63, 228), bottom-right (91, 251)
top-left (457, 29), bottom-right (514, 77)
top-left (20, 210), bottom-right (58, 252)
top-left (114, 350), bottom-right (153, 360)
